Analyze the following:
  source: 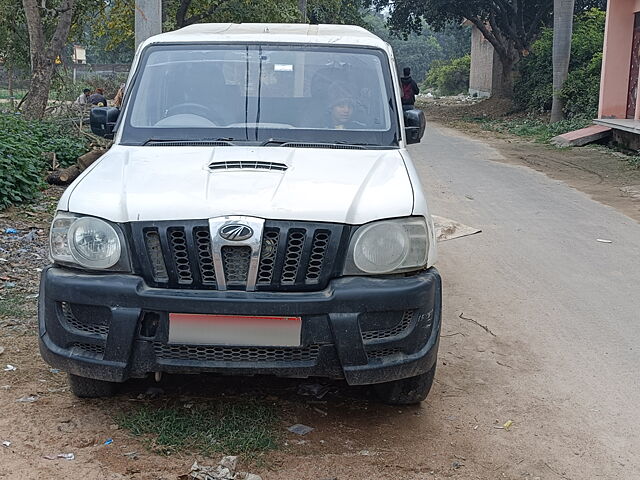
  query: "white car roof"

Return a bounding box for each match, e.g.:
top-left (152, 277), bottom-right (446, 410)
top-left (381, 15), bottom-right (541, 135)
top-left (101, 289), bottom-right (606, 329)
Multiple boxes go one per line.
top-left (140, 23), bottom-right (391, 51)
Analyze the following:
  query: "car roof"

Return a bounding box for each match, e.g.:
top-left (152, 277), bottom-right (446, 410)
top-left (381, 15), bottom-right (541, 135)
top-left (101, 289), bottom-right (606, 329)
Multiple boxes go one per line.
top-left (140, 23), bottom-right (391, 51)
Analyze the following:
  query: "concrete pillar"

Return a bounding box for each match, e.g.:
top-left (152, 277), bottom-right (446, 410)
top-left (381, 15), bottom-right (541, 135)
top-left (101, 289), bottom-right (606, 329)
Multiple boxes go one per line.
top-left (135, 0), bottom-right (162, 48)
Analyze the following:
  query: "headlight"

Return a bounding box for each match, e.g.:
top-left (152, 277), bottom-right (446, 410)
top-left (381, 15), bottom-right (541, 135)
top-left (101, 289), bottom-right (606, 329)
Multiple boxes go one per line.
top-left (343, 217), bottom-right (429, 275)
top-left (50, 212), bottom-right (130, 271)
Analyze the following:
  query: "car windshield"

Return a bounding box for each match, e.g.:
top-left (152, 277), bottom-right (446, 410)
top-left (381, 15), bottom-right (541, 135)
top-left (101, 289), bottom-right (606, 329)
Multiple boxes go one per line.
top-left (121, 44), bottom-right (400, 147)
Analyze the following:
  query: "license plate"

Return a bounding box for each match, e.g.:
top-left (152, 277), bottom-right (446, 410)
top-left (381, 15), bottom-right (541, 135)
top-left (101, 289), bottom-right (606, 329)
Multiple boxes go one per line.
top-left (168, 313), bottom-right (302, 347)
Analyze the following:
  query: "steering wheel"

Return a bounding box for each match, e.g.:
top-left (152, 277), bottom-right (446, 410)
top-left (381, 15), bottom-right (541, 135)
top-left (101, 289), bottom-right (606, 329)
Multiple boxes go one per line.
top-left (166, 102), bottom-right (212, 118)
top-left (164, 103), bottom-right (228, 125)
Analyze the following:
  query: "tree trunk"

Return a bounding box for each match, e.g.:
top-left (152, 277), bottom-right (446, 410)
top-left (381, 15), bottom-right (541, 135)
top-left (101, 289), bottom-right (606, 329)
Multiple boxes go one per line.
top-left (8, 65), bottom-right (14, 110)
top-left (22, 56), bottom-right (55, 119)
top-left (551, 0), bottom-right (576, 123)
top-left (299, 0), bottom-right (307, 22)
top-left (21, 0), bottom-right (76, 119)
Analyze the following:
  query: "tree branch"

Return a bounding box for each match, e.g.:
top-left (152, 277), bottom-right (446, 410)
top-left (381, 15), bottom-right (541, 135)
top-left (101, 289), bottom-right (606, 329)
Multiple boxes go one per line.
top-left (467, 15), bottom-right (509, 61)
top-left (47, 0), bottom-right (76, 58)
top-left (182, 0), bottom-right (233, 27)
top-left (175, 0), bottom-right (191, 28)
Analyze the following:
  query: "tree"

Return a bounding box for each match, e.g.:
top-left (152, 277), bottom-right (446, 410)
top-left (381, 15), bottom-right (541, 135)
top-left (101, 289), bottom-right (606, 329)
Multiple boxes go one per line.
top-left (93, 0), bottom-right (364, 54)
top-left (21, 0), bottom-right (76, 119)
top-left (372, 0), bottom-right (607, 98)
top-left (551, 0), bottom-right (575, 122)
top-left (371, 0), bottom-right (557, 97)
top-left (514, 8), bottom-right (605, 116)
top-left (366, 12), bottom-right (470, 83)
top-left (0, 0), bottom-right (30, 106)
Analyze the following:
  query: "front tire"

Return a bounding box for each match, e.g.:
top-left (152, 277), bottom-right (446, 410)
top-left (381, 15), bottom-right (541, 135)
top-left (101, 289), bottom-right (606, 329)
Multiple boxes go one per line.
top-left (68, 373), bottom-right (117, 398)
top-left (374, 363), bottom-right (436, 405)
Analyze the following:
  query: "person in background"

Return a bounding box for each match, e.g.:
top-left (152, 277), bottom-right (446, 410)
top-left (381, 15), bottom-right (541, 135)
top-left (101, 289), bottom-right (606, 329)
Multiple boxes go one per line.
top-left (113, 83), bottom-right (125, 108)
top-left (89, 88), bottom-right (107, 107)
top-left (400, 67), bottom-right (420, 110)
top-left (74, 88), bottom-right (91, 106)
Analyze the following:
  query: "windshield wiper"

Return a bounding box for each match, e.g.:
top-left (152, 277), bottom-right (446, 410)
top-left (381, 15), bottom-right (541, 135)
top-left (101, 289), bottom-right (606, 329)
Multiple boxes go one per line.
top-left (143, 138), bottom-right (236, 146)
top-left (260, 138), bottom-right (296, 146)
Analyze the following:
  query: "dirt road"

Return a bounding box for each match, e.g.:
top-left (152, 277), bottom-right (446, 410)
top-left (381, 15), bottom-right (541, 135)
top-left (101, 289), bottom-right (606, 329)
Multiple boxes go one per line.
top-left (1, 123), bottom-right (639, 479)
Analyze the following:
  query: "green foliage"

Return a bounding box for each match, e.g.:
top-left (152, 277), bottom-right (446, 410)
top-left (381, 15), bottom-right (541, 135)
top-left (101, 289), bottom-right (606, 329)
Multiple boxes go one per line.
top-left (424, 55), bottom-right (470, 95)
top-left (478, 115), bottom-right (593, 143)
top-left (366, 13), bottom-right (470, 84)
top-left (514, 9), bottom-right (605, 117)
top-left (92, 0), bottom-right (362, 54)
top-left (561, 52), bottom-right (602, 118)
top-left (118, 401), bottom-right (280, 456)
top-left (0, 114), bottom-right (87, 210)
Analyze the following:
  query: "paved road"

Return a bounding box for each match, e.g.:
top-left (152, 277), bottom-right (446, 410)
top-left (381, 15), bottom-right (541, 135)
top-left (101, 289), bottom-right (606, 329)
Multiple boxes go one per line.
top-left (409, 123), bottom-right (640, 478)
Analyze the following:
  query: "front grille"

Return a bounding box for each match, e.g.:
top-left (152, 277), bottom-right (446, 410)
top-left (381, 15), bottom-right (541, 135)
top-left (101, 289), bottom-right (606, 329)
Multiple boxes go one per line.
top-left (195, 228), bottom-right (216, 285)
top-left (362, 310), bottom-right (415, 341)
top-left (61, 302), bottom-right (110, 336)
top-left (366, 347), bottom-right (402, 359)
top-left (281, 230), bottom-right (306, 284)
top-left (222, 246), bottom-right (251, 285)
top-left (132, 220), bottom-right (347, 291)
top-left (154, 343), bottom-right (322, 363)
top-left (168, 228), bottom-right (193, 284)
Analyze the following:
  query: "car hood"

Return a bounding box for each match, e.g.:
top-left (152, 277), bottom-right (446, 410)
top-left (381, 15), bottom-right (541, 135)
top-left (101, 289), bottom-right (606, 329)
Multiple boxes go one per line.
top-left (62, 145), bottom-right (415, 224)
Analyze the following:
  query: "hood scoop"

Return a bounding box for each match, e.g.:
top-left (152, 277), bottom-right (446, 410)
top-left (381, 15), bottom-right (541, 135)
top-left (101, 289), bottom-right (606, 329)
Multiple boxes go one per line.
top-left (208, 160), bottom-right (288, 172)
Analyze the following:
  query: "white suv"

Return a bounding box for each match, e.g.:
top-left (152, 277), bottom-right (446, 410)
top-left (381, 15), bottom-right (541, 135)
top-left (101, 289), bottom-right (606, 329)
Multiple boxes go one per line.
top-left (39, 23), bottom-right (441, 405)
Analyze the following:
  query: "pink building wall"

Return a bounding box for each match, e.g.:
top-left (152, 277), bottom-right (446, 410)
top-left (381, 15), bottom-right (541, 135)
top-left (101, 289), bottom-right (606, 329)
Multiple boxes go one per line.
top-left (599, 0), bottom-right (640, 119)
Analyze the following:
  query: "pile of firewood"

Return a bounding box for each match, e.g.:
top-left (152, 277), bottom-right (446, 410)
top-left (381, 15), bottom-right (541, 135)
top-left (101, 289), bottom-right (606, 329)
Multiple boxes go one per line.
top-left (45, 148), bottom-right (107, 186)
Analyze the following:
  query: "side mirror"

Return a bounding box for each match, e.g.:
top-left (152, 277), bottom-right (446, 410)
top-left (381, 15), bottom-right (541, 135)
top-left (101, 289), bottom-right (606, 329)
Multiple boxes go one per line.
top-left (404, 108), bottom-right (426, 145)
top-left (90, 107), bottom-right (120, 139)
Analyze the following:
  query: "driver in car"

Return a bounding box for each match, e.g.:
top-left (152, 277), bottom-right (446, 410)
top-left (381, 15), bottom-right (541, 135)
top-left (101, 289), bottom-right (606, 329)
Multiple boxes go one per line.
top-left (327, 83), bottom-right (365, 130)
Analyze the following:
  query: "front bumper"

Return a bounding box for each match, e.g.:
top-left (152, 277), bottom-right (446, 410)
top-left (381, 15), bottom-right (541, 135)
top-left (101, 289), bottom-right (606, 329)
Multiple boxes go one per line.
top-left (38, 266), bottom-right (441, 385)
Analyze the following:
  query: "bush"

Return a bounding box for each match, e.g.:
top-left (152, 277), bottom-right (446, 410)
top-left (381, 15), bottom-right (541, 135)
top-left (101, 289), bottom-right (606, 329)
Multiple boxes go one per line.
top-left (514, 9), bottom-right (605, 117)
top-left (0, 114), bottom-right (88, 210)
top-left (424, 55), bottom-right (471, 96)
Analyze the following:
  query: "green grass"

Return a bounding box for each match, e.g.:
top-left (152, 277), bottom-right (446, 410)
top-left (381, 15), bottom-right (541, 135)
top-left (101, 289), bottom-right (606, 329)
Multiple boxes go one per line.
top-left (118, 401), bottom-right (280, 456)
top-left (0, 89), bottom-right (27, 100)
top-left (0, 294), bottom-right (33, 320)
top-left (473, 116), bottom-right (594, 143)
top-left (628, 156), bottom-right (640, 169)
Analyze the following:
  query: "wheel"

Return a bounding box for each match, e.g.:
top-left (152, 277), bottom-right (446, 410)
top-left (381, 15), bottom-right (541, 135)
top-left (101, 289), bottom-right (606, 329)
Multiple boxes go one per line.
top-left (373, 363), bottom-right (436, 405)
top-left (67, 373), bottom-right (117, 398)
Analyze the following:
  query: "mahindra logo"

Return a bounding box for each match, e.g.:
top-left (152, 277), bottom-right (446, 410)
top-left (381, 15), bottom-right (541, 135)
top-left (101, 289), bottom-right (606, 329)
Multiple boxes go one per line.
top-left (219, 223), bottom-right (253, 241)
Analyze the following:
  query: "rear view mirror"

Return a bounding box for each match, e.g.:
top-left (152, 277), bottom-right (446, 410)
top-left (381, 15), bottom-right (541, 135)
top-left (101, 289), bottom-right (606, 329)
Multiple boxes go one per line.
top-left (404, 108), bottom-right (426, 145)
top-left (90, 107), bottom-right (120, 139)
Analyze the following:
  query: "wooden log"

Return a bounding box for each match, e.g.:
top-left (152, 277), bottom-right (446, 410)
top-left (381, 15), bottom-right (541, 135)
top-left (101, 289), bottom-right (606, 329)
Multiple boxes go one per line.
top-left (46, 165), bottom-right (82, 186)
top-left (77, 149), bottom-right (106, 171)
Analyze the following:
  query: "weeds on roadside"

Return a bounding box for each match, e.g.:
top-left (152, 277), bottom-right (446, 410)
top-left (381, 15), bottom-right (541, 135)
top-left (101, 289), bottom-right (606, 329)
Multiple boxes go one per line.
top-left (118, 400), bottom-right (280, 457)
top-left (473, 116), bottom-right (593, 143)
top-left (0, 294), bottom-right (34, 321)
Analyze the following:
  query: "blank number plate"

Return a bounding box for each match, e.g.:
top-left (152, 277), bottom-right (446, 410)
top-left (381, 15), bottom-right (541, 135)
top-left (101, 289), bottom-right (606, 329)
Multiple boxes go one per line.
top-left (168, 313), bottom-right (302, 347)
